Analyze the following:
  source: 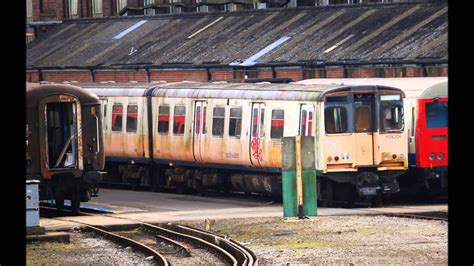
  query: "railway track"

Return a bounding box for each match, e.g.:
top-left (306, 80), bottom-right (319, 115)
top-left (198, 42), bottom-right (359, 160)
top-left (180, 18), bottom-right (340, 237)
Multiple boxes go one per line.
top-left (39, 206), bottom-right (257, 265)
top-left (380, 212), bottom-right (448, 221)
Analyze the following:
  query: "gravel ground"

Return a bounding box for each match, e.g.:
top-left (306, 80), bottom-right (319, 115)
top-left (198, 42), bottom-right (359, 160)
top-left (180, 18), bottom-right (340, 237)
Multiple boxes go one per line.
top-left (27, 231), bottom-right (156, 265)
top-left (184, 215), bottom-right (448, 265)
top-left (27, 215), bottom-right (447, 265)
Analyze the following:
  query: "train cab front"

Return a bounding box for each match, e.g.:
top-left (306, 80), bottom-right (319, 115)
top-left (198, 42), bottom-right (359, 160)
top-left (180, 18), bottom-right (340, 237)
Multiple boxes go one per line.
top-left (414, 96), bottom-right (448, 194)
top-left (321, 85), bottom-right (407, 204)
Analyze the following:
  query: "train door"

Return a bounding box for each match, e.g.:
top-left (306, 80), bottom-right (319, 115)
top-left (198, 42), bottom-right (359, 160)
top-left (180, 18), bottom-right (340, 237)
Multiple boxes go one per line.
top-left (250, 103), bottom-right (265, 167)
top-left (299, 104), bottom-right (314, 136)
top-left (39, 96), bottom-right (83, 175)
top-left (193, 101), bottom-right (207, 163)
top-left (100, 98), bottom-right (108, 131)
top-left (353, 93), bottom-right (375, 166)
top-left (110, 101), bottom-right (125, 157)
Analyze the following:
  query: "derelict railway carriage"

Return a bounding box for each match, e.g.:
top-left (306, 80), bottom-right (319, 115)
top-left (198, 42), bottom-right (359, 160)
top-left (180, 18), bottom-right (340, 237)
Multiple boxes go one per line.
top-left (26, 83), bottom-right (105, 213)
top-left (83, 81), bottom-right (407, 206)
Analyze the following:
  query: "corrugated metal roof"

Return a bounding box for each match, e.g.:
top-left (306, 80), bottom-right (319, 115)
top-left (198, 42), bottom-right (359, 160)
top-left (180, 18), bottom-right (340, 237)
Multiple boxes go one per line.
top-left (26, 2), bottom-right (447, 69)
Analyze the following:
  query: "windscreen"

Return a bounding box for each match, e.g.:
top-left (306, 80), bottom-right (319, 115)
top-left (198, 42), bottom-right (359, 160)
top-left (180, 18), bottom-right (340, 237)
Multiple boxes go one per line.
top-left (380, 94), bottom-right (404, 131)
top-left (426, 101), bottom-right (448, 128)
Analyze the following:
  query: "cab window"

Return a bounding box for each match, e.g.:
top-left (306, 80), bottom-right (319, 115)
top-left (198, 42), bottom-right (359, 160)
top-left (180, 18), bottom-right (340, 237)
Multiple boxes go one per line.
top-left (426, 101), bottom-right (448, 128)
top-left (325, 107), bottom-right (347, 133)
top-left (380, 94), bottom-right (404, 131)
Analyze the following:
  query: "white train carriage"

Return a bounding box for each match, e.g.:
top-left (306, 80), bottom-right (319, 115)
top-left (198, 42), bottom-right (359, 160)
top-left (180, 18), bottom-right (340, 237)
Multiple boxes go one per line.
top-left (83, 81), bottom-right (408, 204)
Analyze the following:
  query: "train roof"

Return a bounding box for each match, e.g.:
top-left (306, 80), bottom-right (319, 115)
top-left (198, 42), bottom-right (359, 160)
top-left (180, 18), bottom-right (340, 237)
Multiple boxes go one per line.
top-left (297, 77), bottom-right (447, 99)
top-left (26, 83), bottom-right (101, 108)
top-left (420, 80), bottom-right (447, 99)
top-left (79, 81), bottom-right (404, 101)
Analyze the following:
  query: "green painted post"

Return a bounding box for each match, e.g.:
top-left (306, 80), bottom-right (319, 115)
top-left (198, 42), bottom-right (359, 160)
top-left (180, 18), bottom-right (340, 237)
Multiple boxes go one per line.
top-left (301, 136), bottom-right (317, 217)
top-left (282, 137), bottom-right (297, 217)
top-left (302, 169), bottom-right (317, 216)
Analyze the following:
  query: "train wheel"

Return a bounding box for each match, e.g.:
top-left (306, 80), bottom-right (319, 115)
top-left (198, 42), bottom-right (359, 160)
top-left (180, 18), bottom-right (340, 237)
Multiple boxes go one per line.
top-left (90, 182), bottom-right (99, 197)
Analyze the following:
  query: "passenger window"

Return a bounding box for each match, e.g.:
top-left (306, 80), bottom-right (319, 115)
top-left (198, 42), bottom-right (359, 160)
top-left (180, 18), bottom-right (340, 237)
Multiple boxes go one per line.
top-left (126, 105), bottom-right (138, 132)
top-left (112, 104), bottom-right (123, 132)
top-left (173, 106), bottom-right (186, 135)
top-left (157, 106), bottom-right (170, 134)
top-left (229, 107), bottom-right (242, 138)
top-left (212, 107), bottom-right (225, 137)
top-left (271, 110), bottom-right (284, 139)
top-left (325, 107), bottom-right (347, 134)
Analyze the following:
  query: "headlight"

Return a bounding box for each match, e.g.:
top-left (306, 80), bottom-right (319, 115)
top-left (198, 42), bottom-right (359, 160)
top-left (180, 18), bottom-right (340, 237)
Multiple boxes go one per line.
top-left (429, 153), bottom-right (436, 160)
top-left (437, 153), bottom-right (444, 160)
top-left (327, 156), bottom-right (332, 162)
top-left (399, 154), bottom-right (404, 159)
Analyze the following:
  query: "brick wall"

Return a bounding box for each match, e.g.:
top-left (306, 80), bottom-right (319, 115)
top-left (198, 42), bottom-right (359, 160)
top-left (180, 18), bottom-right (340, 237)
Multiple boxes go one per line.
top-left (33, 0), bottom-right (64, 20)
top-left (26, 70), bottom-right (40, 83)
top-left (257, 69), bottom-right (274, 79)
top-left (150, 69), bottom-right (209, 82)
top-left (28, 64), bottom-right (448, 84)
top-left (95, 70), bottom-right (148, 82)
top-left (41, 70), bottom-right (92, 82)
top-left (210, 68), bottom-right (233, 81)
top-left (426, 66), bottom-right (448, 77)
top-left (347, 67), bottom-right (378, 78)
top-left (326, 66), bottom-right (345, 78)
top-left (405, 67), bottom-right (423, 77)
top-left (275, 68), bottom-right (303, 81)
